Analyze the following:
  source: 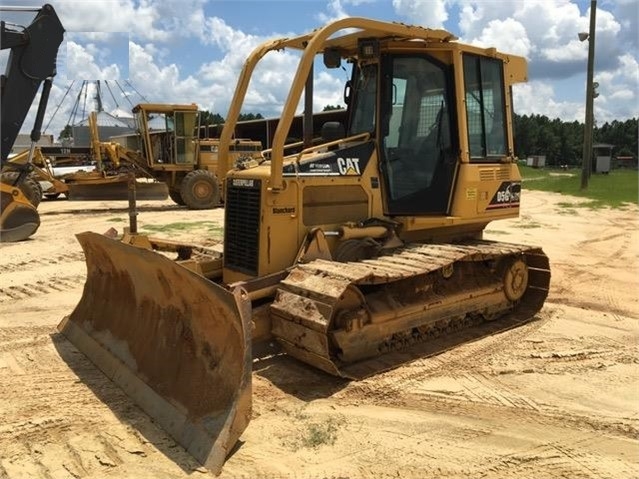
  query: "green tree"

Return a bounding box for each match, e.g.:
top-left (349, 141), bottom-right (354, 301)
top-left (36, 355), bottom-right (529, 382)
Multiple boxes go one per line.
top-left (58, 124), bottom-right (72, 141)
top-left (514, 114), bottom-right (637, 165)
top-left (238, 112), bottom-right (264, 121)
top-left (200, 111), bottom-right (224, 125)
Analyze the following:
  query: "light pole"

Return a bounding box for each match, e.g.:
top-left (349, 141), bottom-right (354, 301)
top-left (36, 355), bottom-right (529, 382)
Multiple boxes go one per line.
top-left (580, 0), bottom-right (597, 190)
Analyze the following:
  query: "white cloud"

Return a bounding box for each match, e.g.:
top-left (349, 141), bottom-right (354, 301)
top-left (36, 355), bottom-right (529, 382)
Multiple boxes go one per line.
top-left (392, 0), bottom-right (449, 28)
top-left (513, 82), bottom-right (584, 122)
top-left (591, 53), bottom-right (639, 123)
top-left (453, 0), bottom-right (623, 69)
top-left (54, 0), bottom-right (168, 41)
top-left (313, 70), bottom-right (346, 111)
top-left (64, 41), bottom-right (121, 80)
top-left (317, 0), bottom-right (350, 24)
top-left (128, 42), bottom-right (201, 103)
top-left (472, 17), bottom-right (532, 58)
top-left (542, 39), bottom-right (588, 62)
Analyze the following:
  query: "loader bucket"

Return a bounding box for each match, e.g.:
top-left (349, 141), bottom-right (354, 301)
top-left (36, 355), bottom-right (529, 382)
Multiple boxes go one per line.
top-left (57, 231), bottom-right (252, 475)
top-left (0, 186), bottom-right (40, 242)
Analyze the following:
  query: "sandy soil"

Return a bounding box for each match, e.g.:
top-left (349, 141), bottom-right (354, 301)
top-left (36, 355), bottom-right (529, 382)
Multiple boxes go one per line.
top-left (1, 191), bottom-right (638, 479)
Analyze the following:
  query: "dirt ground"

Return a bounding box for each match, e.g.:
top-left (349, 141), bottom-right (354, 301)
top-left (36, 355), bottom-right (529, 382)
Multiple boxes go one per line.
top-left (1, 190), bottom-right (638, 479)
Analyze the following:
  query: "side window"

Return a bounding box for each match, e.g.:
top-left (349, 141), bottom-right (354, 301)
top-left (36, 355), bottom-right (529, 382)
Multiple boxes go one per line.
top-left (175, 111), bottom-right (198, 164)
top-left (385, 77), bottom-right (406, 148)
top-left (463, 55), bottom-right (507, 161)
top-left (349, 64), bottom-right (377, 136)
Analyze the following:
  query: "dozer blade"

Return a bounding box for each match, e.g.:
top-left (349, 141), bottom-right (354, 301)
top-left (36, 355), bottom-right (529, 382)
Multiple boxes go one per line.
top-left (66, 181), bottom-right (169, 201)
top-left (57, 232), bottom-right (252, 475)
top-left (0, 186), bottom-right (40, 242)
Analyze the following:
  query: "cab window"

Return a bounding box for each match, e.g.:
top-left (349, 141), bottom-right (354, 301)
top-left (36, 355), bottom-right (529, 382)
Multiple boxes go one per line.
top-left (463, 55), bottom-right (507, 161)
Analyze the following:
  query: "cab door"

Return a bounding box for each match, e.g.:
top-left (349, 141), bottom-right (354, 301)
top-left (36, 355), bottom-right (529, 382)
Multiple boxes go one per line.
top-left (379, 54), bottom-right (457, 216)
top-left (173, 110), bottom-right (199, 164)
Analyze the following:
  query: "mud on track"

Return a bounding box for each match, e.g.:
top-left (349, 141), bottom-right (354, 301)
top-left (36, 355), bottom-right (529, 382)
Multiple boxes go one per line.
top-left (1, 192), bottom-right (637, 478)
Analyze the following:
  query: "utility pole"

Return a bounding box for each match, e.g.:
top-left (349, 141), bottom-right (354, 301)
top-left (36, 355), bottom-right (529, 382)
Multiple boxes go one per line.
top-left (580, 0), bottom-right (597, 190)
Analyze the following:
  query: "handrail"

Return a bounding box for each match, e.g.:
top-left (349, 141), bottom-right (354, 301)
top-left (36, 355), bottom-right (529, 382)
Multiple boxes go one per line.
top-left (217, 17), bottom-right (456, 190)
top-left (293, 132), bottom-right (371, 165)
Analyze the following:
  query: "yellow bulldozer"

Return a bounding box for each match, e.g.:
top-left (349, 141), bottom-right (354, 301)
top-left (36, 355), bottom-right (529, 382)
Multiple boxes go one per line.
top-left (58, 17), bottom-right (551, 474)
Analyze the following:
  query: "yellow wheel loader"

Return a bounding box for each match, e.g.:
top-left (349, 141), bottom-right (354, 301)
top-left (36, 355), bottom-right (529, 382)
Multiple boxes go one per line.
top-left (103, 102), bottom-right (262, 208)
top-left (38, 104), bottom-right (262, 206)
top-left (0, 4), bottom-right (64, 242)
top-left (58, 18), bottom-right (550, 474)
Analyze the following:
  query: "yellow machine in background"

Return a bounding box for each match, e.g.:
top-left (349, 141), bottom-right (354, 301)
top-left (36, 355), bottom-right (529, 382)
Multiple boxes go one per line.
top-left (59, 18), bottom-right (550, 474)
top-left (4, 105), bottom-right (263, 207)
top-left (115, 103), bottom-right (262, 208)
top-left (17, 105), bottom-right (262, 207)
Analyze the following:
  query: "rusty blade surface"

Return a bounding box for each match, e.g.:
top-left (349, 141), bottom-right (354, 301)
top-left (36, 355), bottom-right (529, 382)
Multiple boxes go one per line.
top-left (57, 231), bottom-right (252, 475)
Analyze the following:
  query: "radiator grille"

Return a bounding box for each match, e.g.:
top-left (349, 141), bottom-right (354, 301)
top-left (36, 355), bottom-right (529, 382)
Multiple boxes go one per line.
top-left (479, 168), bottom-right (495, 181)
top-left (496, 167), bottom-right (511, 180)
top-left (479, 167), bottom-right (511, 181)
top-left (224, 179), bottom-right (261, 276)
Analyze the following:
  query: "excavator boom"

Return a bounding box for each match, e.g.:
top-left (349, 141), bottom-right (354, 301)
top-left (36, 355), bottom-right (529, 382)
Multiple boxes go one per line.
top-left (0, 4), bottom-right (64, 241)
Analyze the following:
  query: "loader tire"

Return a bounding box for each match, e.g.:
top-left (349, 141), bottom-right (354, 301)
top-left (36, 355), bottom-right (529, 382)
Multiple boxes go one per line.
top-left (168, 189), bottom-right (186, 206)
top-left (1, 172), bottom-right (42, 207)
top-left (180, 170), bottom-right (220, 209)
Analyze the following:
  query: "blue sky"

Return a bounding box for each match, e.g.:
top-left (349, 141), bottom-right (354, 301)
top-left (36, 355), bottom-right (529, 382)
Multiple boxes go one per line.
top-left (3, 0), bottom-right (637, 138)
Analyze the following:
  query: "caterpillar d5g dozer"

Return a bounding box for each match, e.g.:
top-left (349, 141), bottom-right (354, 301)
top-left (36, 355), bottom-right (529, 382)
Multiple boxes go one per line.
top-left (58, 17), bottom-right (550, 474)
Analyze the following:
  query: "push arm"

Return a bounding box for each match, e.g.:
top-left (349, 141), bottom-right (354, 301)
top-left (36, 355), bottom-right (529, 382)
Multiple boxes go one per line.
top-left (1, 4), bottom-right (64, 162)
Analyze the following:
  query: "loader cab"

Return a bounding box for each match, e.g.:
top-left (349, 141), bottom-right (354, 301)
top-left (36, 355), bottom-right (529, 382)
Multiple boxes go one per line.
top-left (134, 105), bottom-right (199, 167)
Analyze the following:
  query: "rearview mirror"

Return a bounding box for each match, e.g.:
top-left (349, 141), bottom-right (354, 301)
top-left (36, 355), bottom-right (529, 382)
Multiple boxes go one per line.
top-left (323, 48), bottom-right (341, 69)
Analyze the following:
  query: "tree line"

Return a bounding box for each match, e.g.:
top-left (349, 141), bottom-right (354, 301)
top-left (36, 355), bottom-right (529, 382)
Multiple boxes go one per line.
top-left (202, 109), bottom-right (637, 167)
top-left (513, 114), bottom-right (637, 166)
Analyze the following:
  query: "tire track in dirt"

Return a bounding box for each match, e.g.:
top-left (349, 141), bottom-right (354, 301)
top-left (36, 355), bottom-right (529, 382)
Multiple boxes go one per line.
top-left (400, 390), bottom-right (638, 441)
top-left (549, 224), bottom-right (636, 319)
top-left (480, 436), bottom-right (638, 479)
top-left (456, 372), bottom-right (542, 411)
top-left (336, 303), bottom-right (638, 443)
top-left (0, 274), bottom-right (86, 303)
top-left (0, 325), bottom-right (54, 354)
top-left (0, 251), bottom-right (85, 275)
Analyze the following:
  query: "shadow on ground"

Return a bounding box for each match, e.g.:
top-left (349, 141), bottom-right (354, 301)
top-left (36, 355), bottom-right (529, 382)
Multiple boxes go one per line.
top-left (51, 331), bottom-right (203, 474)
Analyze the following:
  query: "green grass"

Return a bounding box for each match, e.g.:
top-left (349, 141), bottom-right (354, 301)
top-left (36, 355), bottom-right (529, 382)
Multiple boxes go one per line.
top-left (519, 166), bottom-right (638, 208)
top-left (281, 409), bottom-right (344, 451)
top-left (300, 418), bottom-right (340, 449)
top-left (512, 221), bottom-right (542, 229)
top-left (140, 221), bottom-right (223, 236)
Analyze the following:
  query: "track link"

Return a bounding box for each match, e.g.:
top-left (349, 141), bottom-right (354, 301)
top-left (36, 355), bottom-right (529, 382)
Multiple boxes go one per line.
top-left (270, 240), bottom-right (550, 379)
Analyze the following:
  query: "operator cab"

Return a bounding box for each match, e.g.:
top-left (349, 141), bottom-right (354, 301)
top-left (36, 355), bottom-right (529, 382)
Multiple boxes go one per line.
top-left (133, 106), bottom-right (199, 165)
top-left (343, 47), bottom-right (509, 217)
